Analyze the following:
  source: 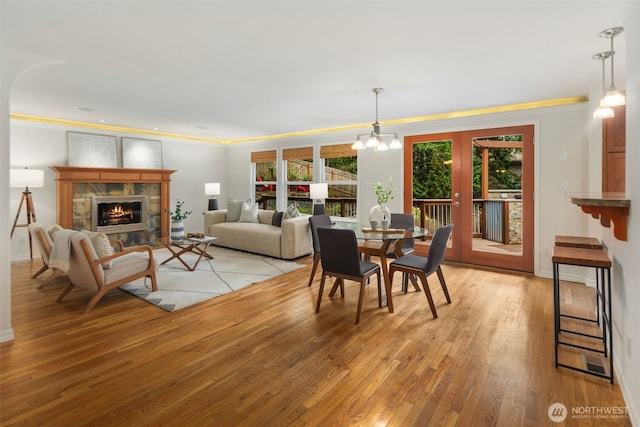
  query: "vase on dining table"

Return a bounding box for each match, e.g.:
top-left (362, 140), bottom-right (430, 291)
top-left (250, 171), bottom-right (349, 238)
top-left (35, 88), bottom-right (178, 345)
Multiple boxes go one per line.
top-left (369, 204), bottom-right (391, 229)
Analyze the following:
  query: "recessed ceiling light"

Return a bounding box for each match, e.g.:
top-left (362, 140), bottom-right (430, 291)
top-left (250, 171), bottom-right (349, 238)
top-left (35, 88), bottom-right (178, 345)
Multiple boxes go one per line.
top-left (153, 127), bottom-right (159, 130)
top-left (99, 119), bottom-right (106, 123)
top-left (77, 107), bottom-right (95, 112)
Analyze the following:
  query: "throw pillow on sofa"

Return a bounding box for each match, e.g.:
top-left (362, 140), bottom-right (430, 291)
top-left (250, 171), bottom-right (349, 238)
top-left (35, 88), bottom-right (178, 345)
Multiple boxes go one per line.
top-left (227, 199), bottom-right (249, 222)
top-left (282, 203), bottom-right (300, 221)
top-left (238, 201), bottom-right (259, 223)
top-left (272, 210), bottom-right (283, 227)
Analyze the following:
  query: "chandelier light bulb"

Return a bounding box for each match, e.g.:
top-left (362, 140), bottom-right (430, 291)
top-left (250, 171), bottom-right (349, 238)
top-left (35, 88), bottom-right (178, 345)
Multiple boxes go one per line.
top-left (376, 138), bottom-right (389, 151)
top-left (600, 90), bottom-right (626, 108)
top-left (389, 137), bottom-right (402, 150)
top-left (351, 140), bottom-right (365, 150)
top-left (593, 106), bottom-right (614, 119)
top-left (366, 134), bottom-right (379, 148)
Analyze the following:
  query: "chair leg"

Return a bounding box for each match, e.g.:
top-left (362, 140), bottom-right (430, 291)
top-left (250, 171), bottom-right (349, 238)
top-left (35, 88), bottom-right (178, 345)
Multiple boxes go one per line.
top-left (308, 253), bottom-right (320, 287)
top-left (355, 279), bottom-right (366, 324)
top-left (56, 282), bottom-right (76, 302)
top-left (148, 271), bottom-right (158, 292)
top-left (418, 275), bottom-right (438, 319)
top-left (376, 270), bottom-right (382, 308)
top-left (83, 288), bottom-right (108, 314)
top-left (37, 268), bottom-right (63, 289)
top-left (329, 278), bottom-right (344, 298)
top-left (409, 274), bottom-right (420, 292)
top-left (31, 264), bottom-right (49, 279)
top-left (316, 273), bottom-right (327, 313)
top-left (436, 266), bottom-right (451, 303)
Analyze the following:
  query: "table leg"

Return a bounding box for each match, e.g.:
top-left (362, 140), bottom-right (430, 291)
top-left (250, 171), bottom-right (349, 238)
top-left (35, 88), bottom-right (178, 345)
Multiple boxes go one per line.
top-left (188, 242), bottom-right (214, 271)
top-left (161, 242), bottom-right (214, 271)
top-left (379, 252), bottom-right (394, 313)
top-left (161, 244), bottom-right (195, 270)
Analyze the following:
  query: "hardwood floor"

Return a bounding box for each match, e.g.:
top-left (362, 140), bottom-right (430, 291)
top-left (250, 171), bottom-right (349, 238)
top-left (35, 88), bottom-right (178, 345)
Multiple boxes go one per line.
top-left (1, 256), bottom-right (631, 426)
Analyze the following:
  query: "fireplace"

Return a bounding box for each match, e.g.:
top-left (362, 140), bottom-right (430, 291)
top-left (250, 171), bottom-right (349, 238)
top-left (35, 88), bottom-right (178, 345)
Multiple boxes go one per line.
top-left (92, 195), bottom-right (148, 234)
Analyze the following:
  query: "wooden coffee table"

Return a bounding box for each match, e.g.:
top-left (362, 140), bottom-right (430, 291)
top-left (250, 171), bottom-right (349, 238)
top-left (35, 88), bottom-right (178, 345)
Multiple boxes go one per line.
top-left (160, 236), bottom-right (217, 271)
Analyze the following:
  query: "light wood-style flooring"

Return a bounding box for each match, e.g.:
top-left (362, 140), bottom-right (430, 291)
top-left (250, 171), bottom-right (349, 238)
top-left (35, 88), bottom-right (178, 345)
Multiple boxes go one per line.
top-left (1, 256), bottom-right (631, 426)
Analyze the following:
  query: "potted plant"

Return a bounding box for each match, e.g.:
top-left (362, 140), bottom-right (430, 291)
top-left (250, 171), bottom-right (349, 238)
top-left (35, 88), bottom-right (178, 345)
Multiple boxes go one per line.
top-left (369, 177), bottom-right (395, 229)
top-left (166, 199), bottom-right (192, 241)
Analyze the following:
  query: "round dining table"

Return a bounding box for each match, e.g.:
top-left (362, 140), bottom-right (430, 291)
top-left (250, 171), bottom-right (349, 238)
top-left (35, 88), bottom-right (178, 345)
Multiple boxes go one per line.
top-left (330, 221), bottom-right (429, 312)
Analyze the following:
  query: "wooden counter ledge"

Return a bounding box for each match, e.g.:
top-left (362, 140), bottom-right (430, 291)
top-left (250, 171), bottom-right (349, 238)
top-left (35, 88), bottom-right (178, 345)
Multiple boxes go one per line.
top-left (569, 193), bottom-right (630, 241)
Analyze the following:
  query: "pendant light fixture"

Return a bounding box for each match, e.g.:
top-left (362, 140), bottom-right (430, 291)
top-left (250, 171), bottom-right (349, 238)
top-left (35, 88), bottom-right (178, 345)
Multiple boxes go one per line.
top-left (598, 27), bottom-right (625, 108)
top-left (351, 88), bottom-right (402, 151)
top-left (592, 51), bottom-right (615, 119)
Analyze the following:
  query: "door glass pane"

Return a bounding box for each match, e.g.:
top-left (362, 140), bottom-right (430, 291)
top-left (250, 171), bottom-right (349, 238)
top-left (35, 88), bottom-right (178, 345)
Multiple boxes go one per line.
top-left (472, 134), bottom-right (523, 255)
top-left (412, 140), bottom-right (453, 248)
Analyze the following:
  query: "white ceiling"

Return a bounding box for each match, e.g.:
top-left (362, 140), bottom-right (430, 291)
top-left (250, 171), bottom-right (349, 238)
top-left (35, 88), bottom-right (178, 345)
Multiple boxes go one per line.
top-left (1, 1), bottom-right (630, 142)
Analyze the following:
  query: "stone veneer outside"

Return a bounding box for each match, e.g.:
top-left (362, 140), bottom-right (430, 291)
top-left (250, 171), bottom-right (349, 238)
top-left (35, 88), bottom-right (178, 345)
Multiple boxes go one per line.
top-left (72, 182), bottom-right (161, 245)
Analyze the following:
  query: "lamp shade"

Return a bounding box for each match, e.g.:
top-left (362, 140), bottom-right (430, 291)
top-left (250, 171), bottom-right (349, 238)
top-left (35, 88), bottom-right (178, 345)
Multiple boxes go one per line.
top-left (309, 183), bottom-right (328, 200)
top-left (10, 168), bottom-right (44, 189)
top-left (205, 182), bottom-right (221, 196)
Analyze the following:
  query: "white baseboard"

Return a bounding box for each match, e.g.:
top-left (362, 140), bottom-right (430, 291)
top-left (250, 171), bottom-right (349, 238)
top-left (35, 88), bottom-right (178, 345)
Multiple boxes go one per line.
top-left (0, 328), bottom-right (15, 343)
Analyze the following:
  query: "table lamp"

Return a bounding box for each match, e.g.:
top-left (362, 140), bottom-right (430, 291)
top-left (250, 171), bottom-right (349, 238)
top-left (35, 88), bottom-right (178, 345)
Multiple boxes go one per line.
top-left (309, 183), bottom-right (328, 215)
top-left (205, 182), bottom-right (221, 210)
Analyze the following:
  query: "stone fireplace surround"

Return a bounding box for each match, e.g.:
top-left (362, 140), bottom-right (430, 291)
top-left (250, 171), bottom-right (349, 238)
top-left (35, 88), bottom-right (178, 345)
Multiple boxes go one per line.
top-left (50, 166), bottom-right (176, 245)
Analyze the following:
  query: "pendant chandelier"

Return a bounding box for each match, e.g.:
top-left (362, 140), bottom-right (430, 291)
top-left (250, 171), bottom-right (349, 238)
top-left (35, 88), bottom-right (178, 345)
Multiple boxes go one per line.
top-left (351, 88), bottom-right (402, 151)
top-left (593, 26), bottom-right (625, 119)
top-left (592, 51), bottom-right (615, 119)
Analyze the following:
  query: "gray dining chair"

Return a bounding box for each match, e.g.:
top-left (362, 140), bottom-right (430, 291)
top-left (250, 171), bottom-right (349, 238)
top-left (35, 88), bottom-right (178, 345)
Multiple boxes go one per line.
top-left (388, 223), bottom-right (453, 319)
top-left (308, 214), bottom-right (332, 286)
top-left (316, 227), bottom-right (381, 324)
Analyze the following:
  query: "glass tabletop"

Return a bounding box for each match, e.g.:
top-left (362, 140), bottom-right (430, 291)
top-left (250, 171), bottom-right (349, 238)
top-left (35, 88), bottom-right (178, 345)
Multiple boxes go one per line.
top-left (161, 236), bottom-right (218, 245)
top-left (331, 221), bottom-right (428, 241)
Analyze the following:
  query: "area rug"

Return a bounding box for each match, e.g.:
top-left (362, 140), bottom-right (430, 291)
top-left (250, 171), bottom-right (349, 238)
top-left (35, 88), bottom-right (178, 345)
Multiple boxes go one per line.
top-left (119, 246), bottom-right (305, 312)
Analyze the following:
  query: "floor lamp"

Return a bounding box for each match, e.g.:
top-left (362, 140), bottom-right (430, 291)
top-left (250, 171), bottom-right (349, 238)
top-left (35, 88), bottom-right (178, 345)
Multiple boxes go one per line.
top-left (309, 183), bottom-right (328, 215)
top-left (11, 168), bottom-right (44, 259)
top-left (205, 182), bottom-right (221, 211)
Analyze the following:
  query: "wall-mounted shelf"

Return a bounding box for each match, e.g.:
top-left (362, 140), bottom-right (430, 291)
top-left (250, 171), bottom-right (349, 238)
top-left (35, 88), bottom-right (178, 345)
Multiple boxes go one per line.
top-left (569, 193), bottom-right (630, 241)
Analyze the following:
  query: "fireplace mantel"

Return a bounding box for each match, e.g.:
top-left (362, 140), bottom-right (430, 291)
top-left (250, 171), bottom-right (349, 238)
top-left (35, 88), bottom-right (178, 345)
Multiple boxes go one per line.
top-left (50, 166), bottom-right (176, 238)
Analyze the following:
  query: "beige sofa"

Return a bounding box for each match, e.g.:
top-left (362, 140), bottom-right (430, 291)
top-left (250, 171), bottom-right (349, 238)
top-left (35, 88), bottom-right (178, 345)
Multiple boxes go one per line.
top-left (203, 209), bottom-right (312, 260)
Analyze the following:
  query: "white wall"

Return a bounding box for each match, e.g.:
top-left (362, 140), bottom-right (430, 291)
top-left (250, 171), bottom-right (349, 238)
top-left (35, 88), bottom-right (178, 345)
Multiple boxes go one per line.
top-left (9, 121), bottom-right (227, 260)
top-left (595, 2), bottom-right (639, 421)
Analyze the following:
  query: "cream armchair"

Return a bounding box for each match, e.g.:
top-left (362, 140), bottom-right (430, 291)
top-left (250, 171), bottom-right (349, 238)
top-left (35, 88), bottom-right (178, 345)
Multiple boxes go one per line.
top-left (57, 232), bottom-right (158, 313)
top-left (28, 223), bottom-right (64, 288)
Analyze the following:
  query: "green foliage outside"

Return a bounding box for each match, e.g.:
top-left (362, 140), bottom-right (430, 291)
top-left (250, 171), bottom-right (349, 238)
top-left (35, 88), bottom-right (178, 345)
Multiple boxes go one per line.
top-left (412, 141), bottom-right (452, 199)
top-left (326, 157), bottom-right (357, 175)
top-left (413, 136), bottom-right (522, 199)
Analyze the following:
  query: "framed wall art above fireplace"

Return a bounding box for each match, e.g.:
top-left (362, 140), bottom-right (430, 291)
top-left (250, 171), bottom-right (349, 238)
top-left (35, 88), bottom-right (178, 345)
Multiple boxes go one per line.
top-left (122, 137), bottom-right (163, 169)
top-left (67, 131), bottom-right (118, 167)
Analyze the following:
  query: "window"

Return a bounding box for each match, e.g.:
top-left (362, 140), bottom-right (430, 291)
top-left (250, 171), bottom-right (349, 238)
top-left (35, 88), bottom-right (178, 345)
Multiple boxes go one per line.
top-left (320, 144), bottom-right (358, 218)
top-left (283, 147), bottom-right (313, 214)
top-left (252, 150), bottom-right (277, 210)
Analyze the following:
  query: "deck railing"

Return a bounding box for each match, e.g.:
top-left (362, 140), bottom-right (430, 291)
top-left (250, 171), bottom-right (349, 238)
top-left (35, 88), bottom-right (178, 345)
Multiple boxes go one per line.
top-left (256, 195), bottom-right (520, 244)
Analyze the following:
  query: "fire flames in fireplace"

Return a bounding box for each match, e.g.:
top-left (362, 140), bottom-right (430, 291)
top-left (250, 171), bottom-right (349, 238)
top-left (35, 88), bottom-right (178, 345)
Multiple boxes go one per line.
top-left (99, 203), bottom-right (138, 226)
top-left (92, 196), bottom-right (147, 233)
